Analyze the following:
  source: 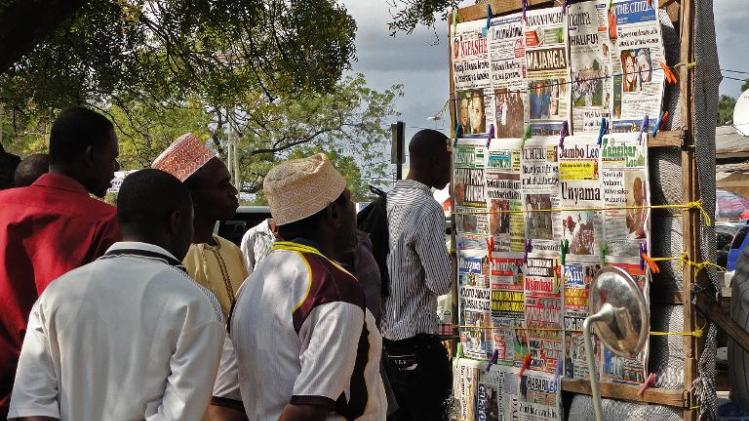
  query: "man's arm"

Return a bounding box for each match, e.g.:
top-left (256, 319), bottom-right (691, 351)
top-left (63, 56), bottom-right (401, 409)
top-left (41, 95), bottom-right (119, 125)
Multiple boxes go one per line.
top-left (414, 205), bottom-right (452, 295)
top-left (7, 302), bottom-right (60, 420)
top-left (283, 302), bottom-right (365, 420)
top-left (206, 334), bottom-right (246, 421)
top-left (278, 404), bottom-right (329, 421)
top-left (156, 319), bottom-right (225, 421)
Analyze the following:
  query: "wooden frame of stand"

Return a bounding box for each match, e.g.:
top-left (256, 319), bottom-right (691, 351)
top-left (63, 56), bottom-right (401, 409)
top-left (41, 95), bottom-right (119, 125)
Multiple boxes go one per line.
top-left (447, 1), bottom-right (703, 419)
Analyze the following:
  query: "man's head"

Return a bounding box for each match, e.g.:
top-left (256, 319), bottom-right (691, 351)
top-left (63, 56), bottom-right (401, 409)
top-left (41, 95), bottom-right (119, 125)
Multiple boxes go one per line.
top-left (184, 158), bottom-right (239, 221)
top-left (408, 129), bottom-right (451, 189)
top-left (117, 169), bottom-right (194, 261)
top-left (152, 133), bottom-right (238, 222)
top-left (49, 107), bottom-right (119, 197)
top-left (14, 153), bottom-right (49, 187)
top-left (264, 153), bottom-right (356, 254)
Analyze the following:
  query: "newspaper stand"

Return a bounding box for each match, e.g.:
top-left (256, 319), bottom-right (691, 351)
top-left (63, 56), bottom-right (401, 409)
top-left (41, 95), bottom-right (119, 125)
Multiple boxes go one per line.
top-left (447, 1), bottom-right (703, 419)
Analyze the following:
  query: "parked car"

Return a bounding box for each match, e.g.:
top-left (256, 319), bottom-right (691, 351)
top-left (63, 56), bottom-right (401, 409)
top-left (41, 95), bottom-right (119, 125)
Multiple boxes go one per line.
top-left (215, 206), bottom-right (272, 246)
top-left (726, 222), bottom-right (749, 271)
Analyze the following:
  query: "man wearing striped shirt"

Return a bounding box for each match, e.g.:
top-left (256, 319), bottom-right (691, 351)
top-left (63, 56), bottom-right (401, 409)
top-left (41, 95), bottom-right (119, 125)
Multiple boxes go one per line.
top-left (382, 129), bottom-right (453, 420)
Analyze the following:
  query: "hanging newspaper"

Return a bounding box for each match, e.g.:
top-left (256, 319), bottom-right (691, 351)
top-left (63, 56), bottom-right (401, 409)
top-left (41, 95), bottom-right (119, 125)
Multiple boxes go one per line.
top-left (486, 138), bottom-right (528, 365)
top-left (472, 365), bottom-right (563, 421)
top-left (454, 359), bottom-right (482, 421)
top-left (487, 139), bottom-right (525, 253)
top-left (453, 20), bottom-right (492, 136)
top-left (490, 249), bottom-right (527, 366)
top-left (608, 0), bottom-right (665, 122)
top-left (562, 259), bottom-right (601, 380)
top-left (460, 284), bottom-right (493, 360)
top-left (497, 366), bottom-right (562, 420)
top-left (558, 135), bottom-right (603, 258)
top-left (478, 365), bottom-right (504, 421)
top-left (524, 7), bottom-right (570, 133)
top-left (598, 259), bottom-right (649, 384)
top-left (454, 138), bottom-right (489, 252)
top-left (521, 136), bottom-right (561, 254)
top-left (521, 136), bottom-right (562, 374)
top-left (568, 0), bottom-right (613, 133)
top-left (524, 254), bottom-right (563, 374)
top-left (600, 132), bottom-right (649, 258)
top-left (489, 13), bottom-right (527, 138)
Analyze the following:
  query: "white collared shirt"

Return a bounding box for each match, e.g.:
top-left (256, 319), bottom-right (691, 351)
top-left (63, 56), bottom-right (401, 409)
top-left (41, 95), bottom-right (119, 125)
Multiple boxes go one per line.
top-left (8, 242), bottom-right (226, 421)
top-left (240, 218), bottom-right (275, 273)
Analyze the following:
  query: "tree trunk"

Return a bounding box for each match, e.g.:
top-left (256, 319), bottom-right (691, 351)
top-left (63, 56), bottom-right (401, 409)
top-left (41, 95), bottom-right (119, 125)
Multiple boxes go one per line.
top-left (0, 0), bottom-right (85, 73)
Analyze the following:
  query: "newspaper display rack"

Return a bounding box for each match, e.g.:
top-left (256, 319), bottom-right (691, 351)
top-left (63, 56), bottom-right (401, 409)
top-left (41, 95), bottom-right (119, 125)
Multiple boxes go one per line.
top-left (447, 0), bottom-right (705, 420)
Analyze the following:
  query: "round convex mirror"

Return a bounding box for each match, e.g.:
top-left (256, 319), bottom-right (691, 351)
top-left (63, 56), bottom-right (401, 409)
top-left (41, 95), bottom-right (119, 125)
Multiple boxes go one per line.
top-left (589, 265), bottom-right (649, 357)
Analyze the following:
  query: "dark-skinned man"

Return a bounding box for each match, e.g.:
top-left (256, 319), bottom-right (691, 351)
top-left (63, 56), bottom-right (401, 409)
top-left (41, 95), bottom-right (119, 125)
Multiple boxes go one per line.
top-left (8, 169), bottom-right (225, 421)
top-left (152, 133), bottom-right (247, 420)
top-left (0, 107), bottom-right (121, 418)
top-left (228, 153), bottom-right (386, 420)
top-left (382, 129), bottom-right (453, 421)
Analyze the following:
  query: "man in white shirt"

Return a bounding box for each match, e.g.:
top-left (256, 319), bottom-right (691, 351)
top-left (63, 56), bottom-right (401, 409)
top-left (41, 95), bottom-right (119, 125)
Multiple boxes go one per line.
top-left (8, 169), bottom-right (226, 421)
top-left (382, 129), bottom-right (453, 420)
top-left (230, 153), bottom-right (386, 420)
top-left (239, 217), bottom-right (277, 273)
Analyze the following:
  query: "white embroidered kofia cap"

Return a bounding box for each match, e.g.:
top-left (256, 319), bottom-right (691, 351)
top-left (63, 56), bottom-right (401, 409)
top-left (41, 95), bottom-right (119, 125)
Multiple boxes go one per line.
top-left (263, 153), bottom-right (346, 226)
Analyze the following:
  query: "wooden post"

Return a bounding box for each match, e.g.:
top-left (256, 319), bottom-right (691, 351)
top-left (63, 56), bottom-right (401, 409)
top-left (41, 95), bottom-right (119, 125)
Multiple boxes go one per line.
top-left (678, 0), bottom-right (698, 418)
top-left (448, 9), bottom-right (460, 355)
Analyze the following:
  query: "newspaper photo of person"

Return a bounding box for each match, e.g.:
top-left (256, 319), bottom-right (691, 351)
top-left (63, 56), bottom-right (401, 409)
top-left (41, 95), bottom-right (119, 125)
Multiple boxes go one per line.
top-left (458, 90), bottom-right (487, 135)
top-left (621, 50), bottom-right (640, 92)
top-left (625, 173), bottom-right (647, 239)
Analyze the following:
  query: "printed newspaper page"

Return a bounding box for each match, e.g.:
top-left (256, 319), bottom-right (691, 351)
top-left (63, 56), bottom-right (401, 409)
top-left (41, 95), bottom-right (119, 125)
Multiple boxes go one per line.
top-left (600, 132), bottom-right (649, 258)
top-left (461, 284), bottom-right (492, 360)
top-left (568, 0), bottom-right (613, 133)
top-left (454, 358), bottom-right (482, 421)
top-left (489, 13), bottom-right (527, 138)
top-left (487, 139), bottom-right (525, 253)
top-left (484, 365), bottom-right (562, 420)
top-left (608, 0), bottom-right (665, 122)
top-left (558, 135), bottom-right (603, 259)
top-left (562, 258), bottom-right (600, 380)
top-left (523, 7), bottom-right (570, 134)
top-left (453, 20), bottom-right (492, 136)
top-left (454, 138), bottom-right (489, 253)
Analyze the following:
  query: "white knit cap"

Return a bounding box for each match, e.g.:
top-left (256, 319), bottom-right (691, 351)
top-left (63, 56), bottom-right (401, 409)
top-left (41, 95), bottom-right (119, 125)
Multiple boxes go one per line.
top-left (263, 153), bottom-right (347, 226)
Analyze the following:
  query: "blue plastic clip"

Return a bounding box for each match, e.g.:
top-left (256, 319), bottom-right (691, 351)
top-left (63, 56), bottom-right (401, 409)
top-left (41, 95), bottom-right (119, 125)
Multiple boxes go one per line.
top-left (486, 124), bottom-right (495, 148)
top-left (522, 0), bottom-right (528, 23)
top-left (559, 121), bottom-right (569, 149)
top-left (639, 116), bottom-right (649, 144)
top-left (652, 110), bottom-right (664, 137)
top-left (455, 123), bottom-right (463, 139)
top-left (486, 349), bottom-right (500, 372)
top-left (486, 3), bottom-right (492, 30)
top-left (562, 0), bottom-right (569, 13)
top-left (639, 243), bottom-right (647, 271)
top-left (597, 118), bottom-right (607, 145)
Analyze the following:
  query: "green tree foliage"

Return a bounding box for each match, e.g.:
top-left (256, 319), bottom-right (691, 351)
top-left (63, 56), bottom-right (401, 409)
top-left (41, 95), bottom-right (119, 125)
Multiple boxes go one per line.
top-left (0, 1), bottom-right (400, 197)
top-left (718, 94), bottom-right (737, 125)
top-left (7, 74), bottom-right (402, 197)
top-left (743, 78), bottom-right (749, 93)
top-left (0, 0), bottom-right (356, 136)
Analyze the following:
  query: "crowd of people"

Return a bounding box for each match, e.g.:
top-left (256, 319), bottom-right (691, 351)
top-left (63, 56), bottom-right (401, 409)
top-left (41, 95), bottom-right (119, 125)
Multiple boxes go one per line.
top-left (0, 106), bottom-right (454, 421)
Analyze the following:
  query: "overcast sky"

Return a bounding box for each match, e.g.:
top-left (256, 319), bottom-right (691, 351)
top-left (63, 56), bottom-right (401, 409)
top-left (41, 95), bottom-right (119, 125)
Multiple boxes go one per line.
top-left (345, 0), bottom-right (749, 146)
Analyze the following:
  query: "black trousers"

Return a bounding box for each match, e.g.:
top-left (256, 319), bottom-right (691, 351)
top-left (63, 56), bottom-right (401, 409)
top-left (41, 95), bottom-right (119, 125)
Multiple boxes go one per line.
top-left (383, 334), bottom-right (452, 421)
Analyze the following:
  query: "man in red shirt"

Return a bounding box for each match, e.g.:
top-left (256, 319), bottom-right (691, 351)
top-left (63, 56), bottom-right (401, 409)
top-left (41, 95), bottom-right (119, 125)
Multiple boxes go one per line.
top-left (0, 107), bottom-right (121, 417)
